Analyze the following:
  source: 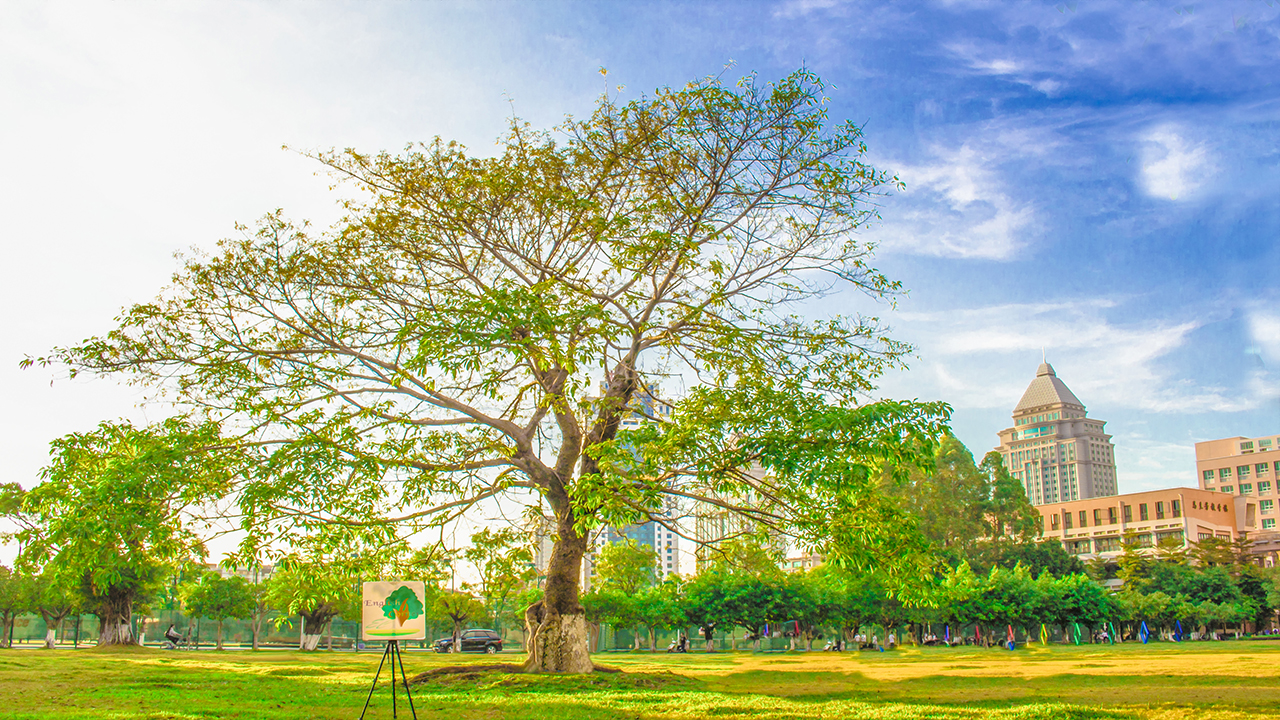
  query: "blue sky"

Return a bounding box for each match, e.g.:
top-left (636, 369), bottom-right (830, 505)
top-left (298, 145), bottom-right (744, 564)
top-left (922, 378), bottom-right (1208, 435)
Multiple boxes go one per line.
top-left (2, 1), bottom-right (1278, 560)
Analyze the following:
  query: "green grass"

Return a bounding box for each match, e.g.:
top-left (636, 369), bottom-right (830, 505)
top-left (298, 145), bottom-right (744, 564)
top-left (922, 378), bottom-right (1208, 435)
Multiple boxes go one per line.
top-left (2, 640), bottom-right (1278, 719)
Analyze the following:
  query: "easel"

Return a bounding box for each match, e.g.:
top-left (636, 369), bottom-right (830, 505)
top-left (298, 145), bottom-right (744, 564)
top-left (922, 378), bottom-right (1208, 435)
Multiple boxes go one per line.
top-left (358, 640), bottom-right (418, 719)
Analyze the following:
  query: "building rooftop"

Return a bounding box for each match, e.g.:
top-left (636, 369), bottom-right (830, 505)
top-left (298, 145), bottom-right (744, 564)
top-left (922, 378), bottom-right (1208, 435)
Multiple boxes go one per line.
top-left (1014, 362), bottom-right (1084, 412)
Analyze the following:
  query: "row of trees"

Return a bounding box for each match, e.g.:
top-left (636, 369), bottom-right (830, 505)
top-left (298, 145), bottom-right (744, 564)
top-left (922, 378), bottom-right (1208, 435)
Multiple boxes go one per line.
top-left (582, 537), bottom-right (1279, 652)
top-left (4, 418), bottom-right (1277, 654)
top-left (0, 522), bottom-right (537, 652)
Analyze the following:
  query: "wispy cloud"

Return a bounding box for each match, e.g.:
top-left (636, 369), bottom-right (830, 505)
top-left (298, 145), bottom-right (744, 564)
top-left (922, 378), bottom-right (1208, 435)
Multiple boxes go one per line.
top-left (1246, 307), bottom-right (1280, 404)
top-left (884, 298), bottom-right (1255, 414)
top-left (772, 0), bottom-right (843, 20)
top-left (871, 145), bottom-right (1036, 260)
top-left (1138, 125), bottom-right (1215, 201)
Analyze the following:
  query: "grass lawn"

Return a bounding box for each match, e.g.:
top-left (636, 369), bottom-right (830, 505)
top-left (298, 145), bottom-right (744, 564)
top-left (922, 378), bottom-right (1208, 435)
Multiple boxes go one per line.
top-left (2, 640), bottom-right (1278, 719)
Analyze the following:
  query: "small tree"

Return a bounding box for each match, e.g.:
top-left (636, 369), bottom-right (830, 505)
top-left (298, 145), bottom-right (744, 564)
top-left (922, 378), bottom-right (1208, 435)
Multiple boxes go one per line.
top-left (634, 579), bottom-right (684, 651)
top-left (0, 566), bottom-right (36, 648)
top-left (682, 568), bottom-right (734, 651)
top-left (463, 528), bottom-right (537, 635)
top-left (246, 578), bottom-right (273, 651)
top-left (594, 539), bottom-right (658, 597)
top-left (32, 573), bottom-right (81, 649)
top-left (184, 571), bottom-right (256, 650)
top-left (434, 591), bottom-right (485, 653)
top-left (264, 559), bottom-right (358, 651)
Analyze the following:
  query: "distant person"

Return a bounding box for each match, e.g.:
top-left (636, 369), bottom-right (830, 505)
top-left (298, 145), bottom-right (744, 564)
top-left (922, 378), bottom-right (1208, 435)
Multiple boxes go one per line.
top-left (164, 624), bottom-right (182, 649)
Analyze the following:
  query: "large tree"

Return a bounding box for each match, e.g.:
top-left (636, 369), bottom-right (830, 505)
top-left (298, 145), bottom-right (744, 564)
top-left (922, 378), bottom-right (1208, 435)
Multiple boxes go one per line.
top-left (6, 419), bottom-right (233, 646)
top-left (35, 70), bottom-right (944, 672)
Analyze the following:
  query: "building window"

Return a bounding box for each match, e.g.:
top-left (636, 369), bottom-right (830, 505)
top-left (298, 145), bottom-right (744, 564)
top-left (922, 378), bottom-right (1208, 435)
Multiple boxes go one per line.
top-left (1155, 501), bottom-right (1165, 520)
top-left (1122, 505), bottom-right (1132, 522)
top-left (1261, 499), bottom-right (1274, 515)
top-left (1093, 509), bottom-right (1102, 526)
top-left (1172, 500), bottom-right (1181, 518)
top-left (1064, 539), bottom-right (1089, 554)
top-left (1079, 510), bottom-right (1088, 528)
top-left (1199, 532), bottom-right (1214, 540)
top-left (1139, 503), bottom-right (1149, 521)
top-left (1222, 486), bottom-right (1234, 494)
top-left (1128, 533), bottom-right (1153, 548)
top-left (1107, 507), bottom-right (1118, 525)
top-left (1264, 519), bottom-right (1277, 530)
top-left (1095, 536), bottom-right (1121, 553)
top-left (1156, 529), bottom-right (1184, 544)
top-left (1202, 470), bottom-right (1215, 482)
top-left (1220, 468), bottom-right (1232, 479)
top-left (1260, 481), bottom-right (1273, 495)
top-left (1241, 441), bottom-right (1255, 452)
top-left (1051, 514), bottom-right (1060, 530)
top-left (1258, 463), bottom-right (1270, 475)
top-left (1238, 465), bottom-right (1252, 479)
top-left (1241, 483), bottom-right (1254, 495)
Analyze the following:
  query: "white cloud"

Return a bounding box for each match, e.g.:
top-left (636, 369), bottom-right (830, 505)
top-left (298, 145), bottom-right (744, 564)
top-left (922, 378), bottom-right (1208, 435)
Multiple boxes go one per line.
top-left (1246, 308), bottom-right (1280, 403)
top-left (1138, 125), bottom-right (1216, 201)
top-left (971, 58), bottom-right (1020, 74)
top-left (870, 145), bottom-right (1035, 260)
top-left (1031, 79), bottom-right (1063, 96)
top-left (883, 298), bottom-right (1254, 414)
top-left (772, 0), bottom-right (843, 19)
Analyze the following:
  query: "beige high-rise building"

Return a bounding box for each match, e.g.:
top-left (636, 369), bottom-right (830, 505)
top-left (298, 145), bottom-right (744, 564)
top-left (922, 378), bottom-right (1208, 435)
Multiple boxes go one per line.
top-left (1194, 434), bottom-right (1278, 533)
top-left (994, 362), bottom-right (1119, 505)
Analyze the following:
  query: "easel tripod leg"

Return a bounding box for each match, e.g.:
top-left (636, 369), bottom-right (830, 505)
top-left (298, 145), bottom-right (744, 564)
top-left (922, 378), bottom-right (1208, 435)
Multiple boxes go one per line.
top-left (359, 642), bottom-right (392, 720)
top-left (395, 640), bottom-right (419, 719)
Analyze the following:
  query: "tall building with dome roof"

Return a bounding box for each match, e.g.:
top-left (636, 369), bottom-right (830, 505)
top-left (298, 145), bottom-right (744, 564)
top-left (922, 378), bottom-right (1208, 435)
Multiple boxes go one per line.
top-left (994, 362), bottom-right (1119, 505)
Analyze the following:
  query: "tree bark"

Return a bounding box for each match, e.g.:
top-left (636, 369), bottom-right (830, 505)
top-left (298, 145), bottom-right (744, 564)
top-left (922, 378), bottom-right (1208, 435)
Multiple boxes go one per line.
top-left (299, 611), bottom-right (333, 651)
top-left (94, 589), bottom-right (136, 646)
top-left (522, 511), bottom-right (593, 673)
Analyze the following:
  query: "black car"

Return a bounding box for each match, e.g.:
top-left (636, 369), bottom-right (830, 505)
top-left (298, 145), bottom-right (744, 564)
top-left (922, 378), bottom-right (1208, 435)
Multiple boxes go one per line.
top-left (433, 628), bottom-right (504, 654)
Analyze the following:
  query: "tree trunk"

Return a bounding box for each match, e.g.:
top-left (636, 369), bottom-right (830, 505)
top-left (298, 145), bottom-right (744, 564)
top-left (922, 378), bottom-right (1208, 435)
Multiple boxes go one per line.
top-left (45, 628), bottom-right (57, 649)
top-left (648, 627), bottom-right (656, 652)
top-left (216, 621), bottom-right (225, 651)
top-left (299, 613), bottom-right (330, 651)
top-left (522, 515), bottom-right (593, 673)
top-left (94, 589), bottom-right (136, 646)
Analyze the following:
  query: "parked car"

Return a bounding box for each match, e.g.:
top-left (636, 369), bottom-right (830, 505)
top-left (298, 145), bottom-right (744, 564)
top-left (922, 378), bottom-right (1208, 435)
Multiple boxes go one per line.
top-left (433, 628), bottom-right (504, 654)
